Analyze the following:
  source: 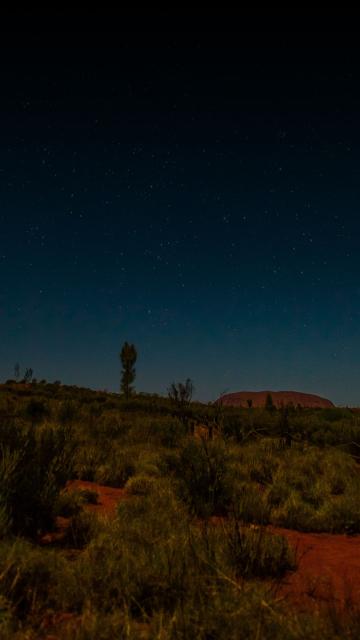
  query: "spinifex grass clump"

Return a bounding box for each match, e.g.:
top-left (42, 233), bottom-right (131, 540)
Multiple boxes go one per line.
top-left (161, 438), bottom-right (234, 517)
top-left (55, 487), bottom-right (99, 518)
top-left (74, 442), bottom-right (137, 487)
top-left (125, 474), bottom-right (158, 495)
top-left (0, 539), bottom-right (67, 620)
top-left (0, 420), bottom-right (76, 536)
top-left (63, 511), bottom-right (101, 549)
top-left (221, 519), bottom-right (295, 578)
top-left (264, 447), bottom-right (360, 533)
top-left (228, 442), bottom-right (360, 533)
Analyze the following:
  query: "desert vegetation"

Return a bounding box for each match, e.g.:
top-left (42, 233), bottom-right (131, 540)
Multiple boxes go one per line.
top-left (1, 379), bottom-right (360, 637)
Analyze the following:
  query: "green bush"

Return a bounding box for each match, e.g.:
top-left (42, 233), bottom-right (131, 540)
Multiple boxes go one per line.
top-left (318, 494), bottom-right (360, 534)
top-left (94, 455), bottom-right (136, 488)
top-left (63, 511), bottom-right (101, 549)
top-left (0, 540), bottom-right (65, 619)
top-left (23, 398), bottom-right (50, 424)
top-left (264, 448), bottom-right (360, 532)
top-left (57, 399), bottom-right (79, 425)
top-left (163, 439), bottom-right (233, 517)
top-left (0, 421), bottom-right (76, 536)
top-left (73, 485), bottom-right (190, 616)
top-left (221, 520), bottom-right (295, 578)
top-left (148, 417), bottom-right (187, 448)
top-left (74, 446), bottom-right (103, 481)
top-left (55, 490), bottom-right (83, 517)
top-left (125, 474), bottom-right (157, 496)
top-left (271, 492), bottom-right (317, 531)
top-left (232, 482), bottom-right (271, 524)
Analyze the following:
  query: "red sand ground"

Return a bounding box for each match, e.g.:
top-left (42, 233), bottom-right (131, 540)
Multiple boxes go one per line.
top-left (270, 526), bottom-right (360, 611)
top-left (39, 480), bottom-right (126, 545)
top-left (66, 479), bottom-right (128, 514)
top-left (217, 390), bottom-right (334, 408)
top-left (41, 480), bottom-right (360, 613)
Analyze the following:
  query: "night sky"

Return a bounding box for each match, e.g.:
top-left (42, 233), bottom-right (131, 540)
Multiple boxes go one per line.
top-left (1, 17), bottom-right (360, 404)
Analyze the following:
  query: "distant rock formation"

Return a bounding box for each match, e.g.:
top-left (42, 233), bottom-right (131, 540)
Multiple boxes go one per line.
top-left (216, 390), bottom-right (334, 409)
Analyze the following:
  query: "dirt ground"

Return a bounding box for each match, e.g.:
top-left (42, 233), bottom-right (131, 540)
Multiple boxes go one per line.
top-left (67, 478), bottom-right (128, 514)
top-left (42, 480), bottom-right (360, 613)
top-left (270, 525), bottom-right (360, 611)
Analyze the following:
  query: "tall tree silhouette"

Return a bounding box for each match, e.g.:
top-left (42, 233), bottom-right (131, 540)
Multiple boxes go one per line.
top-left (120, 342), bottom-right (137, 399)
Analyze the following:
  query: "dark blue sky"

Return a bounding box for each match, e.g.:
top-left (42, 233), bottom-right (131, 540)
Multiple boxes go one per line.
top-left (1, 18), bottom-right (360, 404)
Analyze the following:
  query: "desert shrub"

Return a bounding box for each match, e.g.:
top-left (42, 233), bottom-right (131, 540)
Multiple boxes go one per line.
top-left (94, 411), bottom-right (129, 440)
top-left (55, 490), bottom-right (83, 518)
top-left (88, 401), bottom-right (104, 418)
top-left (289, 411), bottom-right (360, 451)
top-left (329, 474), bottom-right (346, 495)
top-left (264, 447), bottom-right (360, 532)
top-left (55, 486), bottom-right (99, 518)
top-left (94, 450), bottom-right (136, 488)
top-left (232, 441), bottom-right (280, 481)
top-left (72, 484), bottom-right (190, 616)
top-left (23, 398), bottom-right (50, 424)
top-left (220, 520), bottom-right (295, 578)
top-left (148, 417), bottom-right (187, 448)
top-left (132, 447), bottom-right (161, 477)
top-left (267, 481), bottom-right (291, 508)
top-left (221, 413), bottom-right (245, 441)
top-left (0, 421), bottom-right (76, 536)
top-left (321, 407), bottom-right (353, 422)
top-left (117, 414), bottom-right (160, 445)
top-left (317, 493), bottom-right (360, 534)
top-left (221, 409), bottom-right (278, 442)
top-left (74, 442), bottom-right (138, 487)
top-left (232, 482), bottom-right (271, 524)
top-left (0, 540), bottom-right (66, 619)
top-left (270, 492), bottom-right (317, 531)
top-left (162, 439), bottom-right (233, 517)
top-left (63, 511), bottom-right (101, 549)
top-left (57, 399), bottom-right (79, 425)
top-left (125, 474), bottom-right (157, 496)
top-left (74, 446), bottom-right (103, 481)
top-left (78, 409), bottom-right (131, 443)
top-left (248, 454), bottom-right (275, 484)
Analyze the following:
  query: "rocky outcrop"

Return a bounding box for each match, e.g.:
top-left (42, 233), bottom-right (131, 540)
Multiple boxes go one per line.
top-left (216, 390), bottom-right (334, 408)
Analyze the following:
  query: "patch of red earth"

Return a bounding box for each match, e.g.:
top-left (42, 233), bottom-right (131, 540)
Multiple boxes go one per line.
top-left (270, 526), bottom-right (360, 611)
top-left (39, 480), bottom-right (128, 545)
top-left (66, 479), bottom-right (128, 515)
top-left (40, 482), bottom-right (360, 612)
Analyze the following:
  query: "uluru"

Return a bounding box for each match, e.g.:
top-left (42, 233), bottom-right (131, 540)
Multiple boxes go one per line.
top-left (217, 390), bottom-right (334, 409)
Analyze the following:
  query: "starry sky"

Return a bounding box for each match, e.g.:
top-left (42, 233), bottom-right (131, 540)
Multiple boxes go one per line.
top-left (1, 17), bottom-right (360, 404)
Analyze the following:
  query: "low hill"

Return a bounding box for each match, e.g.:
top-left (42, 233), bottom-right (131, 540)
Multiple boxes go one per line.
top-left (217, 390), bottom-right (334, 409)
